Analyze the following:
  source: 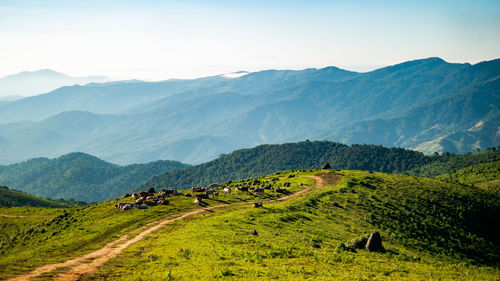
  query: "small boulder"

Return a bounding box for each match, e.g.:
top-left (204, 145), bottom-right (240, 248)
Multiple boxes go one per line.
top-left (336, 243), bottom-right (356, 253)
top-left (147, 187), bottom-right (156, 194)
top-left (121, 204), bottom-right (132, 211)
top-left (322, 163), bottom-right (331, 169)
top-left (158, 199), bottom-right (169, 205)
top-left (308, 244), bottom-right (321, 249)
top-left (194, 197), bottom-right (202, 205)
top-left (145, 201), bottom-right (157, 206)
top-left (249, 230), bottom-right (258, 236)
top-left (365, 231), bottom-right (386, 253)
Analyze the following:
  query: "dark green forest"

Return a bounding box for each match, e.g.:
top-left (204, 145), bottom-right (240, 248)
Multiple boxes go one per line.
top-left (0, 152), bottom-right (188, 202)
top-left (140, 140), bottom-right (500, 190)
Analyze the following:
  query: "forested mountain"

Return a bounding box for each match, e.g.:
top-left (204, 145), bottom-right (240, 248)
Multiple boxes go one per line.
top-left (0, 58), bottom-right (498, 165)
top-left (140, 141), bottom-right (500, 190)
top-left (0, 153), bottom-right (188, 202)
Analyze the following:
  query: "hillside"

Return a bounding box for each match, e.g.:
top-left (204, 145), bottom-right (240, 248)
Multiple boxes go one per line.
top-left (0, 185), bottom-right (82, 208)
top-left (139, 141), bottom-right (500, 190)
top-left (406, 149), bottom-right (500, 177)
top-left (0, 152), bottom-right (188, 202)
top-left (139, 141), bottom-right (434, 190)
top-left (436, 161), bottom-right (500, 194)
top-left (1, 170), bottom-right (498, 280)
top-left (0, 58), bottom-right (498, 165)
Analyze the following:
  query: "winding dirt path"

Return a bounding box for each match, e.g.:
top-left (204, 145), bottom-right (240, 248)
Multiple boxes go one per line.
top-left (0, 214), bottom-right (28, 218)
top-left (7, 175), bottom-right (328, 281)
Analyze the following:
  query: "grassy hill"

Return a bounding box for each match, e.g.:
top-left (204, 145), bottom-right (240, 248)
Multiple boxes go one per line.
top-left (0, 185), bottom-right (83, 208)
top-left (112, 171), bottom-right (499, 281)
top-left (406, 149), bottom-right (500, 177)
top-left (1, 168), bottom-right (498, 280)
top-left (436, 161), bottom-right (500, 194)
top-left (0, 152), bottom-right (188, 202)
top-left (139, 141), bottom-right (500, 190)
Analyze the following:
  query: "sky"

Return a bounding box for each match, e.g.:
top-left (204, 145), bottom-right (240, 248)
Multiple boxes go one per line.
top-left (0, 0), bottom-right (499, 81)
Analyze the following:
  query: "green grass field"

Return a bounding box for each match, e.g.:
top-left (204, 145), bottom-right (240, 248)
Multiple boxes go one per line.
top-left (0, 169), bottom-right (498, 280)
top-left (0, 171), bottom-right (311, 279)
top-left (74, 170), bottom-right (500, 280)
top-left (436, 161), bottom-right (500, 194)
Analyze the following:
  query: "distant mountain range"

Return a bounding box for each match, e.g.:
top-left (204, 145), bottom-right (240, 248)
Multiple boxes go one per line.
top-left (0, 58), bottom-right (498, 165)
top-left (0, 69), bottom-right (107, 97)
top-left (0, 152), bottom-right (188, 202)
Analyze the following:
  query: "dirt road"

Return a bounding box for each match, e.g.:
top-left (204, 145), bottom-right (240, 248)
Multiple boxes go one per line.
top-left (7, 174), bottom-right (328, 281)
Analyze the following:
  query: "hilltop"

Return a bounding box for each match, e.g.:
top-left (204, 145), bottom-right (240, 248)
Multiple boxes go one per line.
top-left (0, 58), bottom-right (498, 165)
top-left (139, 140), bottom-right (500, 190)
top-left (0, 169), bottom-right (498, 280)
top-left (0, 152), bottom-right (188, 202)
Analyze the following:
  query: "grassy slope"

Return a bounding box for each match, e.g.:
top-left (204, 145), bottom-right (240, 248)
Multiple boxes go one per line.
top-left (406, 150), bottom-right (500, 177)
top-left (81, 171), bottom-right (499, 280)
top-left (0, 173), bottom-right (309, 279)
top-left (0, 186), bottom-right (81, 208)
top-left (436, 161), bottom-right (500, 193)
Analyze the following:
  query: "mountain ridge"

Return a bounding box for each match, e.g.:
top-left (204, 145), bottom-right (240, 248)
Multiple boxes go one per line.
top-left (0, 57), bottom-right (498, 165)
top-left (0, 69), bottom-right (108, 98)
top-left (0, 152), bottom-right (189, 202)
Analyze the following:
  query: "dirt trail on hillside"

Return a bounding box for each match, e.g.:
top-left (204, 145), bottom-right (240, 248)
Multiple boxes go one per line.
top-left (0, 214), bottom-right (28, 218)
top-left (7, 175), bottom-right (329, 281)
top-left (0, 214), bottom-right (52, 219)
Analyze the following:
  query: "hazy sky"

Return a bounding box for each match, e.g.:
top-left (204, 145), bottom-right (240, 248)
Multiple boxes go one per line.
top-left (1, 0), bottom-right (499, 80)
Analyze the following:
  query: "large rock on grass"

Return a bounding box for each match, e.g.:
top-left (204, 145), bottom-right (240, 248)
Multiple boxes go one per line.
top-left (365, 231), bottom-right (386, 253)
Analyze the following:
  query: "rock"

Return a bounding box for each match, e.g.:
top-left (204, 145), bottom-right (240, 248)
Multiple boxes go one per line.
top-left (121, 204), bottom-right (132, 211)
top-left (194, 197), bottom-right (202, 205)
top-left (349, 235), bottom-right (369, 249)
top-left (336, 243), bottom-right (356, 253)
top-left (322, 163), bottom-right (331, 169)
top-left (144, 201), bottom-right (157, 206)
top-left (308, 244), bottom-right (321, 249)
top-left (147, 187), bottom-right (156, 194)
top-left (123, 193), bottom-right (130, 198)
top-left (249, 230), bottom-right (258, 236)
top-left (365, 231), bottom-right (386, 253)
top-left (158, 199), bottom-right (169, 205)
top-left (253, 201), bottom-right (263, 208)
top-left (136, 205), bottom-right (148, 209)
